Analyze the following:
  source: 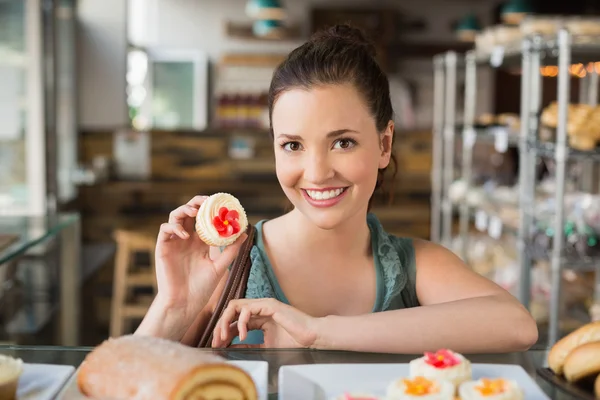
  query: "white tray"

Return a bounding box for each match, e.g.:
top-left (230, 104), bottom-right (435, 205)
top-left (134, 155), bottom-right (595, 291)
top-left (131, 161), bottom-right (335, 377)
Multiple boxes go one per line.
top-left (278, 363), bottom-right (550, 400)
top-left (17, 363), bottom-right (75, 400)
top-left (57, 360), bottom-right (269, 399)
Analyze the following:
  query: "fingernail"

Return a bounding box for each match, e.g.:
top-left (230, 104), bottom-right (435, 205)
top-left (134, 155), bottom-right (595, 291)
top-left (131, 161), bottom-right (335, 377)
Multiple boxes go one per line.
top-left (181, 230), bottom-right (189, 238)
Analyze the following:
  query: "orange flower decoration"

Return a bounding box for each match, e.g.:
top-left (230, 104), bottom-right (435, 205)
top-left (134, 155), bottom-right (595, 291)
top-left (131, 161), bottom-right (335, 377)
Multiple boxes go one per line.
top-left (402, 376), bottom-right (439, 396)
top-left (212, 207), bottom-right (241, 237)
top-left (475, 378), bottom-right (507, 396)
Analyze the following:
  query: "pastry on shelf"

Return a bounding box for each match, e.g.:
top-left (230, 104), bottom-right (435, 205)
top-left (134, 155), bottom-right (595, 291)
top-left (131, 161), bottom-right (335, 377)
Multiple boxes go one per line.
top-left (497, 113), bottom-right (520, 131)
top-left (547, 320), bottom-right (600, 375)
top-left (476, 113), bottom-right (496, 127)
top-left (77, 335), bottom-right (258, 400)
top-left (458, 378), bottom-right (524, 400)
top-left (409, 349), bottom-right (472, 390)
top-left (387, 376), bottom-right (455, 400)
top-left (0, 355), bottom-right (23, 400)
top-left (520, 16), bottom-right (562, 36)
top-left (562, 341), bottom-right (600, 383)
top-left (596, 373), bottom-right (600, 399)
top-left (195, 192), bottom-right (249, 247)
top-left (565, 17), bottom-right (600, 36)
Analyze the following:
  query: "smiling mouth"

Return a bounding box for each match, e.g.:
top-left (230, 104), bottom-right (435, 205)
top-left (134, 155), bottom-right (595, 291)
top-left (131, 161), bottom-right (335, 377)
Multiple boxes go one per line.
top-left (303, 187), bottom-right (348, 201)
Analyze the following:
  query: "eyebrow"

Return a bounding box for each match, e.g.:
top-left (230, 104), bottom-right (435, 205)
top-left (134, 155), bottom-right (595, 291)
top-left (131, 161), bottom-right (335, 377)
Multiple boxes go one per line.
top-left (277, 129), bottom-right (359, 141)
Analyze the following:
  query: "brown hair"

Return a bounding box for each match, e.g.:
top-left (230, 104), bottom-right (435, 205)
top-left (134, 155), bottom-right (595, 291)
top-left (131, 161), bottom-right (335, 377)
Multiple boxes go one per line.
top-left (268, 24), bottom-right (397, 210)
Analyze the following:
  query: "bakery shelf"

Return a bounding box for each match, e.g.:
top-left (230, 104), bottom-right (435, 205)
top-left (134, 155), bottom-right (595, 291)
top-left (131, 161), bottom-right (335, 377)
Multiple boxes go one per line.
top-left (433, 27), bottom-right (600, 347)
top-left (474, 34), bottom-right (600, 68)
top-left (529, 140), bottom-right (600, 161)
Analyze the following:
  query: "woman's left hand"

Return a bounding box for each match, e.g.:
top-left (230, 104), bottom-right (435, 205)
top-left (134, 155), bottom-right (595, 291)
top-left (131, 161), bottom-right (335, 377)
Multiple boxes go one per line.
top-left (211, 298), bottom-right (320, 348)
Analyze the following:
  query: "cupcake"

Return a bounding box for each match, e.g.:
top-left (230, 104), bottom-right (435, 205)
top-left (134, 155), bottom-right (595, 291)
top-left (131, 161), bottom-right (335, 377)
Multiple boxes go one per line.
top-left (409, 349), bottom-right (472, 390)
top-left (459, 378), bottom-right (524, 400)
top-left (387, 376), bottom-right (454, 400)
top-left (195, 193), bottom-right (248, 247)
top-left (0, 355), bottom-right (23, 400)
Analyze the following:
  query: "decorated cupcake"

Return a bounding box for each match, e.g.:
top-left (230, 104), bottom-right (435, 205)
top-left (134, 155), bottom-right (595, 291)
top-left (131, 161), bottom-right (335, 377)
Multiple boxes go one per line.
top-left (0, 355), bottom-right (23, 400)
top-left (195, 193), bottom-right (248, 247)
top-left (459, 378), bottom-right (524, 400)
top-left (409, 349), bottom-right (472, 389)
top-left (387, 376), bottom-right (454, 400)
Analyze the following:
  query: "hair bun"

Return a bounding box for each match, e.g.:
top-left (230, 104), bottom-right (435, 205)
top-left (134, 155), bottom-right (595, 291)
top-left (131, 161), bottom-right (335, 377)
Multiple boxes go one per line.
top-left (311, 24), bottom-right (377, 58)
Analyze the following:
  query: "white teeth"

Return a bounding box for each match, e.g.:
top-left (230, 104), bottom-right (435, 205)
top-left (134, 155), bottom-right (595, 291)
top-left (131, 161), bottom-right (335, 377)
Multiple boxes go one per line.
top-left (306, 188), bottom-right (345, 200)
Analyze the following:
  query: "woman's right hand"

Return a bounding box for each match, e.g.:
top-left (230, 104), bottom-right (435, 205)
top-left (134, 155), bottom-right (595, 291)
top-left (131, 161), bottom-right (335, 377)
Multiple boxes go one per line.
top-left (153, 195), bottom-right (247, 323)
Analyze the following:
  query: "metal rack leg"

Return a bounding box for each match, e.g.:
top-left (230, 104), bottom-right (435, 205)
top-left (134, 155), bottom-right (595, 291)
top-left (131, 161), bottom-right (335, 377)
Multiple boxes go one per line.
top-left (549, 29), bottom-right (572, 345)
top-left (460, 52), bottom-right (476, 261)
top-left (518, 38), bottom-right (533, 308)
top-left (431, 55), bottom-right (446, 244)
top-left (442, 52), bottom-right (457, 248)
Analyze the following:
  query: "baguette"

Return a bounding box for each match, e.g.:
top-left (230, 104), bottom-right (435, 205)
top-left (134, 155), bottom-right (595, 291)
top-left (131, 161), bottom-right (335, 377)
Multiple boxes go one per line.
top-left (548, 321), bottom-right (600, 375)
top-left (77, 335), bottom-right (258, 400)
top-left (563, 342), bottom-right (600, 382)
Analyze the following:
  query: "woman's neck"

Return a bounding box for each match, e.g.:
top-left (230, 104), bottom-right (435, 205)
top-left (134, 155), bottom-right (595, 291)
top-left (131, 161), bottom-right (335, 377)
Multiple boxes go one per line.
top-left (285, 207), bottom-right (373, 258)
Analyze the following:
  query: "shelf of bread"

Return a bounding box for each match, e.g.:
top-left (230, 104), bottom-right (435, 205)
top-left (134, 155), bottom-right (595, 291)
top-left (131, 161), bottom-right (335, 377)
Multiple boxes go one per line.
top-left (473, 16), bottom-right (600, 67)
top-left (537, 102), bottom-right (600, 155)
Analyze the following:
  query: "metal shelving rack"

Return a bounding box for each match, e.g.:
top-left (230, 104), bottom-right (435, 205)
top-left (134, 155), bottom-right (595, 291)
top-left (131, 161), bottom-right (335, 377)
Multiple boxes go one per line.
top-left (431, 29), bottom-right (600, 345)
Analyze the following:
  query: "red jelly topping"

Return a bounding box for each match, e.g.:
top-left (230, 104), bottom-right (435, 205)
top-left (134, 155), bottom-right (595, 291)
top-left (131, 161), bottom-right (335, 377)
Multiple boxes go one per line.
top-left (423, 349), bottom-right (460, 369)
top-left (212, 207), bottom-right (241, 237)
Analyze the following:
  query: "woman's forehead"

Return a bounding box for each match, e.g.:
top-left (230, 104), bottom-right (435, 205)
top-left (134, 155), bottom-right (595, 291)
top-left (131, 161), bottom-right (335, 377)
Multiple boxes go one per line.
top-left (271, 84), bottom-right (372, 135)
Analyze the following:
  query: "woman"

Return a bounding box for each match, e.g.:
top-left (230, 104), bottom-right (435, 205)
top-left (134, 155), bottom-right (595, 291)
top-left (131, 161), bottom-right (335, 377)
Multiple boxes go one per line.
top-left (136, 25), bottom-right (538, 354)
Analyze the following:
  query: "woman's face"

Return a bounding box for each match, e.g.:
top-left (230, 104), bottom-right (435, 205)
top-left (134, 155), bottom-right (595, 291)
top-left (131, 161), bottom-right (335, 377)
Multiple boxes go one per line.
top-left (271, 83), bottom-right (393, 230)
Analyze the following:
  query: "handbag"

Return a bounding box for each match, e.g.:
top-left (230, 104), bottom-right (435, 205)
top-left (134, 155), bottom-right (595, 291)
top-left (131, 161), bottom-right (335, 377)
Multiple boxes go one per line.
top-left (196, 224), bottom-right (257, 348)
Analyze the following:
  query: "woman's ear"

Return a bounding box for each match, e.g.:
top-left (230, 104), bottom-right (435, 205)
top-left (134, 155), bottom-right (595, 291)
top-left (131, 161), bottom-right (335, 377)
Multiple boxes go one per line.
top-left (378, 120), bottom-right (394, 169)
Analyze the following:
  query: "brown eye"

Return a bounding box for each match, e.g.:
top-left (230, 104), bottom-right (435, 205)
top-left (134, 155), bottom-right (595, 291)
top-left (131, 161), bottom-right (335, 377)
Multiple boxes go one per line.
top-left (283, 141), bottom-right (302, 151)
top-left (334, 138), bottom-right (356, 150)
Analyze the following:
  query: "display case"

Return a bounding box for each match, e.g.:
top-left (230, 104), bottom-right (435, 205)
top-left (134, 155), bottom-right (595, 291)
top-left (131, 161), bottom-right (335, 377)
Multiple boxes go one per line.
top-left (0, 0), bottom-right (78, 216)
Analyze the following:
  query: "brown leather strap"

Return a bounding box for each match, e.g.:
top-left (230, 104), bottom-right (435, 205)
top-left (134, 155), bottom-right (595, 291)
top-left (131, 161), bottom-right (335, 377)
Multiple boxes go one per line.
top-left (197, 224), bottom-right (256, 348)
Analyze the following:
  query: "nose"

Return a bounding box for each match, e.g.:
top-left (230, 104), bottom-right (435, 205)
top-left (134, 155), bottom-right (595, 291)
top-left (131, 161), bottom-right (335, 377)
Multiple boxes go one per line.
top-left (303, 149), bottom-right (335, 184)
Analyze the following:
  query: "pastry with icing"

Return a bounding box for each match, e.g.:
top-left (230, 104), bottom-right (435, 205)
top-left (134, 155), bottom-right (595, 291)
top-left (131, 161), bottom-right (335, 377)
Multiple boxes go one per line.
top-left (459, 378), bottom-right (524, 400)
top-left (0, 355), bottom-right (23, 400)
top-left (409, 349), bottom-right (472, 390)
top-left (77, 335), bottom-right (258, 400)
top-left (386, 376), bottom-right (454, 400)
top-left (195, 192), bottom-right (248, 247)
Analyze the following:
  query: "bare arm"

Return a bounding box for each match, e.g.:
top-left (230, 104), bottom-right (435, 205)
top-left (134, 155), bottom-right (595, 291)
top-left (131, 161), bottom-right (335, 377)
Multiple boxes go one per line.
top-left (136, 246), bottom-right (227, 343)
top-left (314, 239), bottom-right (538, 354)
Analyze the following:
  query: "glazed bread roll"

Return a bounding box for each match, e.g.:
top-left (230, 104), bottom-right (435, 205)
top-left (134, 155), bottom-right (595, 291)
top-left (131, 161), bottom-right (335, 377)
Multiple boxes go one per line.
top-left (548, 321), bottom-right (600, 375)
top-left (195, 192), bottom-right (248, 247)
top-left (563, 341), bottom-right (600, 382)
top-left (78, 335), bottom-right (258, 400)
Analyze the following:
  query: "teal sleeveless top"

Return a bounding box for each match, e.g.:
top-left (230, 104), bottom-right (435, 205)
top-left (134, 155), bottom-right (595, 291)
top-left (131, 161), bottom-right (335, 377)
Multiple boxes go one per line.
top-left (232, 213), bottom-right (420, 345)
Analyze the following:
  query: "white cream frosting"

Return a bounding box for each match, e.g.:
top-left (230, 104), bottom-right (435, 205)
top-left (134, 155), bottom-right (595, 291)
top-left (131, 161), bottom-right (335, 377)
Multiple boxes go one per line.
top-left (458, 379), bottom-right (524, 400)
top-left (387, 378), bottom-right (454, 400)
top-left (409, 352), bottom-right (472, 389)
top-left (195, 192), bottom-right (248, 246)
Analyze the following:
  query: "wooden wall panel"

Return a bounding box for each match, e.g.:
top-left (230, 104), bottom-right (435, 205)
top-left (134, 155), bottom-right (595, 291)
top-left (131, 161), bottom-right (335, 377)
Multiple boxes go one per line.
top-left (77, 128), bottom-right (432, 244)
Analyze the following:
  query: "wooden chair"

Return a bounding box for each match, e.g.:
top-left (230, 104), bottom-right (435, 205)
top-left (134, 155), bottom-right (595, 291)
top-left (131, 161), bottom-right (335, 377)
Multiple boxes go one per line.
top-left (110, 229), bottom-right (157, 337)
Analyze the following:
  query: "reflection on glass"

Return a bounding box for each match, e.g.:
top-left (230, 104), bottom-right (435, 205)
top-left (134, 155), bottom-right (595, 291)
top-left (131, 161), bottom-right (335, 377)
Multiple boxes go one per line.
top-left (151, 61), bottom-right (195, 129)
top-left (0, 0), bottom-right (27, 211)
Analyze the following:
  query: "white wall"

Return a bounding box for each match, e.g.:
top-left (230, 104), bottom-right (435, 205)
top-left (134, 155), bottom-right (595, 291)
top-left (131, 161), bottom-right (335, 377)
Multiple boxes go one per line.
top-left (77, 0), bottom-right (128, 130)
